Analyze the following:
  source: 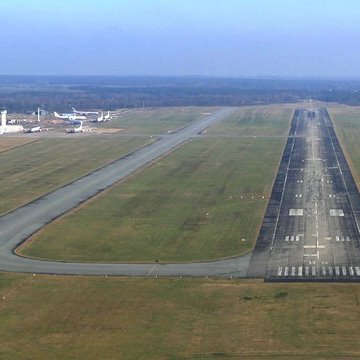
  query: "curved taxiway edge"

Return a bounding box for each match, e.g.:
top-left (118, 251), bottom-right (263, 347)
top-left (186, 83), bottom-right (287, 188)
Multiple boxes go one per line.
top-left (0, 107), bottom-right (251, 277)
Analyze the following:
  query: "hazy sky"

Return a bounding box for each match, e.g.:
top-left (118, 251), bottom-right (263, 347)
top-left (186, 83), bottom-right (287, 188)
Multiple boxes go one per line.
top-left (1, 0), bottom-right (360, 77)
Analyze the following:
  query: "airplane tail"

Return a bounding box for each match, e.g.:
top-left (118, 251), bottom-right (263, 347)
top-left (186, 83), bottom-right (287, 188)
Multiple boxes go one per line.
top-left (54, 112), bottom-right (60, 118)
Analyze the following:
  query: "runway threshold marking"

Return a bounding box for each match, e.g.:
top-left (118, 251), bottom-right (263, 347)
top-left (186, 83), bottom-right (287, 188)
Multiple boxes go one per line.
top-left (349, 267), bottom-right (354, 276)
top-left (276, 265), bottom-right (360, 277)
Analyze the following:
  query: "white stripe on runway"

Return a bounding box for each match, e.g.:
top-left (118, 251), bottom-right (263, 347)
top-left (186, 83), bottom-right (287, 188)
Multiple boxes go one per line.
top-left (311, 266), bottom-right (316, 276)
top-left (328, 266), bottom-right (333, 276)
top-left (356, 267), bottom-right (360, 276)
top-left (305, 267), bottom-right (309, 276)
top-left (335, 266), bottom-right (340, 276)
top-left (298, 266), bottom-right (303, 277)
top-left (322, 266), bottom-right (326, 276)
top-left (342, 266), bottom-right (347, 276)
top-left (349, 266), bottom-right (354, 276)
top-left (291, 266), bottom-right (296, 276)
top-left (284, 266), bottom-right (289, 276)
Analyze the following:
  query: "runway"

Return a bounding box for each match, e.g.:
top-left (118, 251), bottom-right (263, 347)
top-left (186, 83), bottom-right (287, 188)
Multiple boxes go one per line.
top-left (248, 108), bottom-right (360, 281)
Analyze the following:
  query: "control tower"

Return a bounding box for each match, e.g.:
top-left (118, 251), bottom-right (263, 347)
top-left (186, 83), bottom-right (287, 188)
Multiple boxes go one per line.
top-left (0, 108), bottom-right (24, 134)
top-left (1, 109), bottom-right (7, 128)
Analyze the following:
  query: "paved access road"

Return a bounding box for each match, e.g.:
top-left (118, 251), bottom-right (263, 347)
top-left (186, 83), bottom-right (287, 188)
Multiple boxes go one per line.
top-left (248, 108), bottom-right (360, 281)
top-left (0, 108), bottom-right (251, 277)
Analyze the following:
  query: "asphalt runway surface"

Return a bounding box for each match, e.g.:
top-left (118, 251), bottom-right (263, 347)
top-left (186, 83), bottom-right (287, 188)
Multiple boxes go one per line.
top-left (248, 108), bottom-right (360, 281)
top-left (0, 107), bottom-right (252, 277)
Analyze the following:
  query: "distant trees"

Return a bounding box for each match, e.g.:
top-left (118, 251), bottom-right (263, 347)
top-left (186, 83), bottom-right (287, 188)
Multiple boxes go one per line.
top-left (1, 76), bottom-right (360, 112)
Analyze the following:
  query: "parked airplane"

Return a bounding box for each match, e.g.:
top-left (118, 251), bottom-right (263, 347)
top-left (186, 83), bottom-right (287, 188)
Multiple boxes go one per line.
top-left (25, 126), bottom-right (41, 133)
top-left (66, 121), bottom-right (83, 133)
top-left (54, 112), bottom-right (86, 121)
top-left (72, 108), bottom-right (99, 115)
top-left (104, 111), bottom-right (111, 120)
top-left (91, 111), bottom-right (111, 122)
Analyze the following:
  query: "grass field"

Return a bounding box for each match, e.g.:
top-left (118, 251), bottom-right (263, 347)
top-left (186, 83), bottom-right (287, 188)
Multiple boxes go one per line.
top-left (0, 137), bottom-right (36, 153)
top-left (0, 274), bottom-right (360, 359)
top-left (98, 107), bottom-right (218, 134)
top-left (22, 137), bottom-right (284, 262)
top-left (0, 136), bottom-right (151, 215)
top-left (206, 104), bottom-right (296, 136)
top-left (329, 104), bottom-right (360, 186)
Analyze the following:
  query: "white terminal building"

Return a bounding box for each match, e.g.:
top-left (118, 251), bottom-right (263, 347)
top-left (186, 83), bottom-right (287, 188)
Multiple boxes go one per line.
top-left (0, 109), bottom-right (24, 134)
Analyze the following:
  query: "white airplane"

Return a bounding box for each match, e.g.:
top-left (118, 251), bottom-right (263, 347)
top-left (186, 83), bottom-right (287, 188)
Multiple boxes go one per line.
top-left (93, 111), bottom-right (111, 122)
top-left (72, 108), bottom-right (99, 115)
top-left (54, 112), bottom-right (86, 121)
top-left (25, 126), bottom-right (41, 133)
top-left (66, 121), bottom-right (83, 133)
top-left (104, 111), bottom-right (111, 120)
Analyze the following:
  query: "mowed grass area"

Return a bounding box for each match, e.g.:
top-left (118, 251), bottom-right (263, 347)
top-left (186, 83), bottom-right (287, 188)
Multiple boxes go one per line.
top-left (207, 104), bottom-right (296, 136)
top-left (22, 137), bottom-right (284, 262)
top-left (0, 275), bottom-right (360, 359)
top-left (329, 104), bottom-right (360, 185)
top-left (0, 136), bottom-right (151, 215)
top-left (0, 136), bottom-right (36, 153)
top-left (99, 106), bottom-right (218, 134)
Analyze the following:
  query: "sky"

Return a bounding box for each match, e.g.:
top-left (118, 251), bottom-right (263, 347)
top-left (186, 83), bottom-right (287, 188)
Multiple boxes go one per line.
top-left (1, 0), bottom-right (360, 77)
